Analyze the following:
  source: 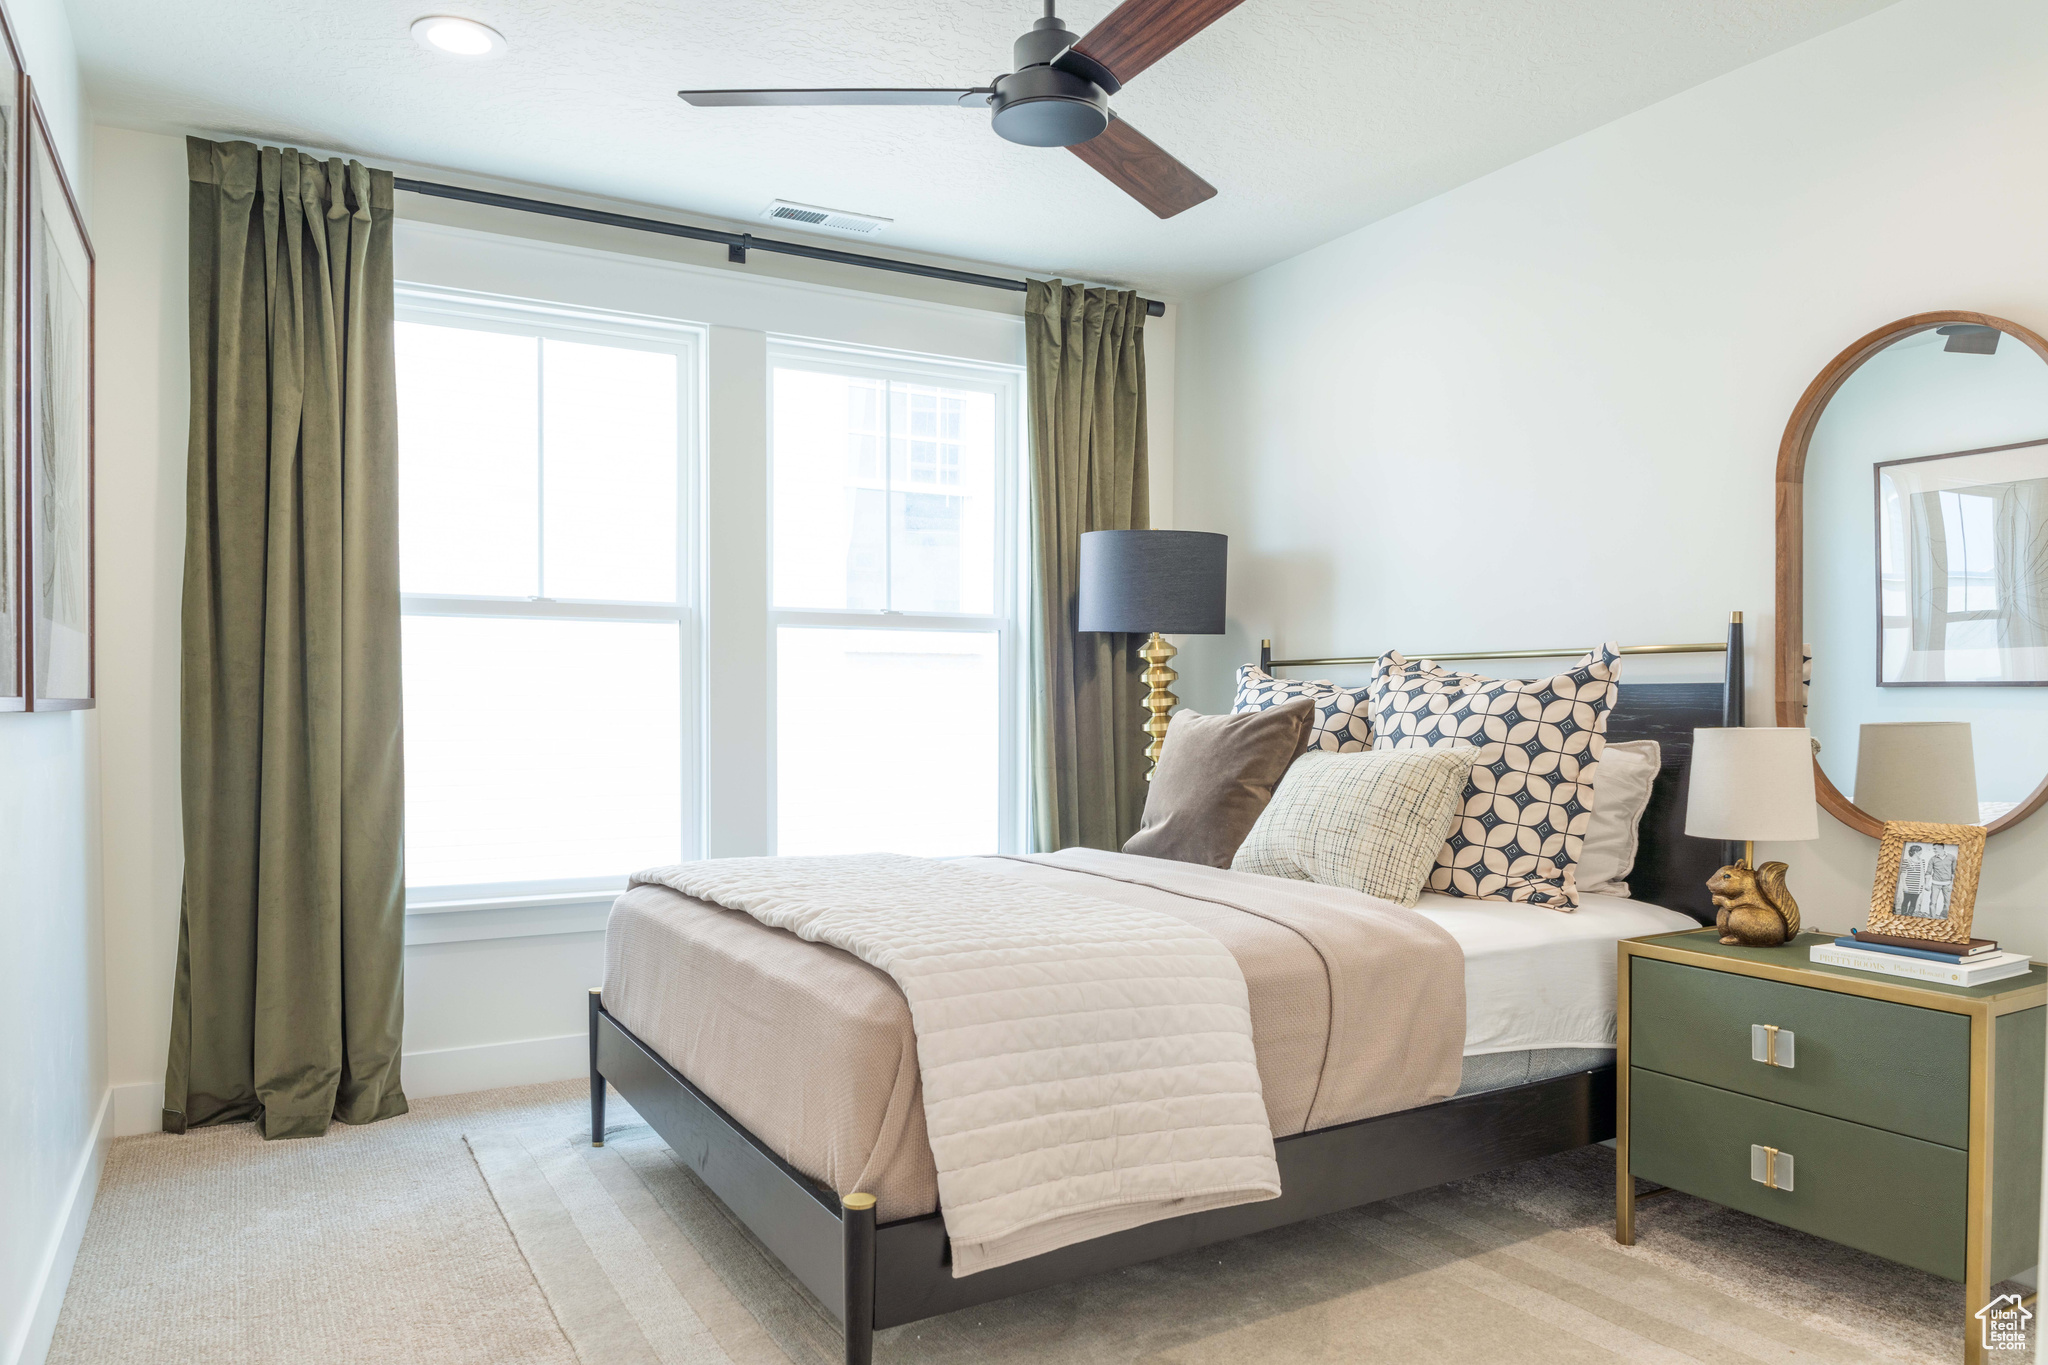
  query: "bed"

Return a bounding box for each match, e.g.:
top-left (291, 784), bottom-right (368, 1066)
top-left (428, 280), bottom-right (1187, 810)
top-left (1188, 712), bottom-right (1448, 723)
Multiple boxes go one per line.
top-left (588, 621), bottom-right (1745, 1363)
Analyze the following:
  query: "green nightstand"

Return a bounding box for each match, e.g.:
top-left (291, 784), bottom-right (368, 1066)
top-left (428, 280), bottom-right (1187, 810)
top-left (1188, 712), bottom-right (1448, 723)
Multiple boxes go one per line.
top-left (1616, 929), bottom-right (2045, 1365)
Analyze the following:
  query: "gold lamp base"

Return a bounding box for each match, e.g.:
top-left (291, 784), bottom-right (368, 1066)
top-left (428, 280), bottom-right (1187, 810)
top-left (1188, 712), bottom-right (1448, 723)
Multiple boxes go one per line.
top-left (1708, 842), bottom-right (1802, 947)
top-left (1139, 632), bottom-right (1178, 780)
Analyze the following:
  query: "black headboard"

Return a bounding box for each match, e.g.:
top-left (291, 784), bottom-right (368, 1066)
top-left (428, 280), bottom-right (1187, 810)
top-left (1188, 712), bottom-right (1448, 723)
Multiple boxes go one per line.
top-left (1255, 617), bottom-right (1745, 925)
top-left (1606, 683), bottom-right (1733, 924)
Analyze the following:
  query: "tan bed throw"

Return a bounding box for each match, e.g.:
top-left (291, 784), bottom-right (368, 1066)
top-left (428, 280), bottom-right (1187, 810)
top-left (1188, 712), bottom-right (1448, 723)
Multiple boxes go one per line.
top-left (609, 849), bottom-right (1465, 1275)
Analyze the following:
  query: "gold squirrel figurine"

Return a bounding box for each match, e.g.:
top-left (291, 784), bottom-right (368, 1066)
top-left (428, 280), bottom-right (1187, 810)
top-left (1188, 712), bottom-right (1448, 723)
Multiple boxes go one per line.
top-left (1707, 861), bottom-right (1801, 947)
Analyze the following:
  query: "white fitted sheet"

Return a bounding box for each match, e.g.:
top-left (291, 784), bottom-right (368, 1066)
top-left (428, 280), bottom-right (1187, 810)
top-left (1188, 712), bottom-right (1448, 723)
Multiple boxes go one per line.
top-left (1411, 892), bottom-right (1699, 1055)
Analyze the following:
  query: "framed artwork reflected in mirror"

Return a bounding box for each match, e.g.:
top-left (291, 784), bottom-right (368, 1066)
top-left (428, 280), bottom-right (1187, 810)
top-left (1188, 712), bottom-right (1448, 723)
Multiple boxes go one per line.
top-left (0, 37), bottom-right (24, 711)
top-left (1876, 438), bottom-right (2048, 686)
top-left (24, 80), bottom-right (92, 710)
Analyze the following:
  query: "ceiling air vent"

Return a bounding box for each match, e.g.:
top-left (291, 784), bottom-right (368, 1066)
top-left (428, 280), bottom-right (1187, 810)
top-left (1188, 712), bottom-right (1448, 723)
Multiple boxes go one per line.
top-left (762, 200), bottom-right (892, 236)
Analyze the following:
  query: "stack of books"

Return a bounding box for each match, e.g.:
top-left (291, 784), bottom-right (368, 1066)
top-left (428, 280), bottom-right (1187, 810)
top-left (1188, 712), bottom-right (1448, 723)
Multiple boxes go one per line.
top-left (1811, 929), bottom-right (2033, 987)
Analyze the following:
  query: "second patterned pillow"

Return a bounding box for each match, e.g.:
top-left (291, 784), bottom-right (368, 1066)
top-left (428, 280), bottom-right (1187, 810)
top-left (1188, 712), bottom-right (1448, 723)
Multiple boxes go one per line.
top-left (1233, 664), bottom-right (1373, 752)
top-left (1368, 645), bottom-right (1623, 909)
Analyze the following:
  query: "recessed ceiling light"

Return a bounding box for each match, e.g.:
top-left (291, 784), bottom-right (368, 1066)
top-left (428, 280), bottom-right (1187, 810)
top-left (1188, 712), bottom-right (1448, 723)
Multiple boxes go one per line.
top-left (411, 15), bottom-right (506, 57)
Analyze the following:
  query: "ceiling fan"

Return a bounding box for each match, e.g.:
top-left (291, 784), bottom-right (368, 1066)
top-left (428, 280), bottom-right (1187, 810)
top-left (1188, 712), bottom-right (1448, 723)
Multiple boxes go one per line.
top-left (677, 0), bottom-right (1245, 219)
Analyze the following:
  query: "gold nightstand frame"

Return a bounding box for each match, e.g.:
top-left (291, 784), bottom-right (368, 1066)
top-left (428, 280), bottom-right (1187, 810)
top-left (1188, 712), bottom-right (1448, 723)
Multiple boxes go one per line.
top-left (1615, 929), bottom-right (2046, 1365)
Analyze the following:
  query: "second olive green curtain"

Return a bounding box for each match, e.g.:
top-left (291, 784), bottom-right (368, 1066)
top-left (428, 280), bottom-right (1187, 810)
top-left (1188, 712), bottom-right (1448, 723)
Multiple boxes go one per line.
top-left (1026, 279), bottom-right (1151, 853)
top-left (165, 137), bottom-right (407, 1140)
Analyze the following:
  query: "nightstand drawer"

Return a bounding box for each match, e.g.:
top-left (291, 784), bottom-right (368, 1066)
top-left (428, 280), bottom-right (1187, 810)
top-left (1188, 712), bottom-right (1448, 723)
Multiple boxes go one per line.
top-left (1629, 1068), bottom-right (1966, 1280)
top-left (1631, 957), bottom-right (1970, 1147)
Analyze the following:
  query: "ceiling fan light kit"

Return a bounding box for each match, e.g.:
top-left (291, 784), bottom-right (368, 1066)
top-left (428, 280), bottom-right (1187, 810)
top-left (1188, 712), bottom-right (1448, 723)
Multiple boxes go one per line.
top-left (677, 0), bottom-right (1240, 218)
top-left (989, 15), bottom-right (1109, 147)
top-left (986, 68), bottom-right (1105, 148)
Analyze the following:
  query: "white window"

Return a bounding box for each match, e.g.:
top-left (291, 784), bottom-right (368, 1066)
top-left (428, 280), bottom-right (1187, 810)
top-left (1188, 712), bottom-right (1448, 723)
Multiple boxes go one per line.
top-left (768, 342), bottom-right (1024, 857)
top-left (395, 287), bottom-right (701, 905)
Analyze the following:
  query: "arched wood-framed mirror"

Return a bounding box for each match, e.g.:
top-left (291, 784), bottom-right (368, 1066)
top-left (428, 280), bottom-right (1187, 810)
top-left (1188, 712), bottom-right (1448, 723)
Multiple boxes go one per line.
top-left (1777, 309), bottom-right (2048, 838)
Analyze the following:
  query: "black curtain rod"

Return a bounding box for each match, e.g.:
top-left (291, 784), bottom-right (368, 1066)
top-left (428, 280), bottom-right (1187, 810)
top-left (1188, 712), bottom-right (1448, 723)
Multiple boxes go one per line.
top-left (393, 177), bottom-right (1167, 317)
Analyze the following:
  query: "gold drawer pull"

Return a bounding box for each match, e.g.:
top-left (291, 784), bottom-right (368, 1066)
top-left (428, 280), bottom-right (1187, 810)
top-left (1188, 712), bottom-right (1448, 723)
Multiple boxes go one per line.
top-left (1750, 1144), bottom-right (1795, 1191)
top-left (1749, 1024), bottom-right (1795, 1068)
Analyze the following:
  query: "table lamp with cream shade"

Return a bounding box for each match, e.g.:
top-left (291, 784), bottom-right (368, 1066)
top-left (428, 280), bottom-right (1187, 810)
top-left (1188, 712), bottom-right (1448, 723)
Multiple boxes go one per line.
top-left (1852, 721), bottom-right (1979, 825)
top-left (1076, 530), bottom-right (1227, 779)
top-left (1685, 728), bottom-right (1821, 946)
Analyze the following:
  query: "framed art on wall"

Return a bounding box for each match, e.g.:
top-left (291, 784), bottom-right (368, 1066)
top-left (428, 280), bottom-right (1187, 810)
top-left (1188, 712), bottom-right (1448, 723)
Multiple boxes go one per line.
top-left (23, 80), bottom-right (92, 710)
top-left (0, 28), bottom-right (24, 711)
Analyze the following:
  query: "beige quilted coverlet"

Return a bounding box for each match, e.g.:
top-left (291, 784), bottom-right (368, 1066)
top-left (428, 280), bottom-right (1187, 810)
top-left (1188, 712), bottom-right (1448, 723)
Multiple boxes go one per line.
top-left (607, 848), bottom-right (1464, 1275)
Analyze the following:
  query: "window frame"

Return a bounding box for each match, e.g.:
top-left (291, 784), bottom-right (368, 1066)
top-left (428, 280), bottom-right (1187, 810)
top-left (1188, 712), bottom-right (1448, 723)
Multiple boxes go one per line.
top-left (395, 284), bottom-right (707, 909)
top-left (765, 338), bottom-right (1028, 857)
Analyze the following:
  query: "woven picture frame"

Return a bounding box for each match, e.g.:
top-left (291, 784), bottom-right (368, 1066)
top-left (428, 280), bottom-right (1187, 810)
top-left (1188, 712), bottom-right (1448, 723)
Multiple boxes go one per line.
top-left (1865, 820), bottom-right (1986, 945)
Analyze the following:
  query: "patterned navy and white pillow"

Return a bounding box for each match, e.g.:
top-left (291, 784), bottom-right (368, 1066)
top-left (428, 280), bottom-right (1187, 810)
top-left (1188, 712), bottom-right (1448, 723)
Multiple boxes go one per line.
top-left (1368, 644), bottom-right (1623, 910)
top-left (1234, 665), bottom-right (1373, 752)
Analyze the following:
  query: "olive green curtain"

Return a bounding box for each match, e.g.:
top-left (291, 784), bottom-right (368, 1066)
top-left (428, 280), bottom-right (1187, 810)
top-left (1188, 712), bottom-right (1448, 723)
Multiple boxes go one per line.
top-left (1025, 280), bottom-right (1150, 853)
top-left (164, 138), bottom-right (407, 1140)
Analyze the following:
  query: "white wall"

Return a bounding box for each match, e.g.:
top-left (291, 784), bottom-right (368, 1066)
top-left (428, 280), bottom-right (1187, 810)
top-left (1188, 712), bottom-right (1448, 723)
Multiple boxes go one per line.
top-left (7, 0), bottom-right (79, 187)
top-left (1, 6), bottom-right (101, 1364)
top-left (1171, 0), bottom-right (2048, 956)
top-left (89, 123), bottom-right (1180, 1123)
top-left (89, 126), bottom-right (184, 1135)
top-left (0, 717), bottom-right (102, 1365)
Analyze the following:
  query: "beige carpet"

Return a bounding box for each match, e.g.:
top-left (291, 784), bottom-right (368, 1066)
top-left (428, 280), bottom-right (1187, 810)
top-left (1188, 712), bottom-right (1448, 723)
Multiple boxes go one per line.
top-left (49, 1080), bottom-right (2020, 1363)
top-left (480, 1106), bottom-right (2014, 1365)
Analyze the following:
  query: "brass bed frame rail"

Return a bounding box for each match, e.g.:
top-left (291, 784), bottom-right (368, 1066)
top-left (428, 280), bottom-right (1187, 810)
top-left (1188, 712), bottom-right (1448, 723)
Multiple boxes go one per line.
top-left (1258, 616), bottom-right (1742, 674)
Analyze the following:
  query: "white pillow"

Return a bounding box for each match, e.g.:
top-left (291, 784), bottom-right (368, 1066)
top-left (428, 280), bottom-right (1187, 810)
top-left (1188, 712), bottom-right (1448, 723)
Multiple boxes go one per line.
top-left (1576, 739), bottom-right (1661, 898)
top-left (1232, 748), bottom-right (1478, 906)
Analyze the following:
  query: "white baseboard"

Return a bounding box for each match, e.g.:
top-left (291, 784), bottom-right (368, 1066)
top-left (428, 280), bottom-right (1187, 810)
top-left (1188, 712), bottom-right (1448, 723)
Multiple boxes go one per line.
top-left (7, 1087), bottom-right (112, 1365)
top-left (401, 1033), bottom-right (587, 1099)
top-left (106, 1032), bottom-right (587, 1134)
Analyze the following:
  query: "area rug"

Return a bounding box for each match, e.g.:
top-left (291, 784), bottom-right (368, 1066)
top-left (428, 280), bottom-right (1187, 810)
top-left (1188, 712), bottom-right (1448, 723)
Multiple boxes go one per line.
top-left (471, 1109), bottom-right (2014, 1364)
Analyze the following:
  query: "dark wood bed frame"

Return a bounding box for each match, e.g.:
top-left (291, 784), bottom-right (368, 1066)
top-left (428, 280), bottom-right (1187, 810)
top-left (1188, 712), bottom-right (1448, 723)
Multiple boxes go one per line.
top-left (589, 621), bottom-right (1745, 1363)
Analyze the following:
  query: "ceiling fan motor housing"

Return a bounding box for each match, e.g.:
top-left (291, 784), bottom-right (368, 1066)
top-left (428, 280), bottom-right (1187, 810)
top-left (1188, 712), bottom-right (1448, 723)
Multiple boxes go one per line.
top-left (990, 16), bottom-right (1109, 148)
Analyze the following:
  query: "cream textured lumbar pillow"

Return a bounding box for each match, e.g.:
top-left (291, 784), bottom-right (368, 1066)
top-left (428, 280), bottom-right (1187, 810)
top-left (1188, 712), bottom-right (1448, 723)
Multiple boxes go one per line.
top-left (1231, 748), bottom-right (1479, 906)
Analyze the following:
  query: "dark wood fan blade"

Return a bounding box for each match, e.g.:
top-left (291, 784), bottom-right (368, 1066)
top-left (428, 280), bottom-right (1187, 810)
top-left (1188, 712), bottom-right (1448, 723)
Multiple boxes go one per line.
top-left (678, 88), bottom-right (989, 107)
top-left (1068, 115), bottom-right (1217, 218)
top-left (1066, 0), bottom-right (1247, 86)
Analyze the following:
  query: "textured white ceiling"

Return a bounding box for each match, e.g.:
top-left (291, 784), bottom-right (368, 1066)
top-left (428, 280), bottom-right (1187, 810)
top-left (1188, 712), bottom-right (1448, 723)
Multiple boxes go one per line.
top-left (72, 0), bottom-right (1897, 296)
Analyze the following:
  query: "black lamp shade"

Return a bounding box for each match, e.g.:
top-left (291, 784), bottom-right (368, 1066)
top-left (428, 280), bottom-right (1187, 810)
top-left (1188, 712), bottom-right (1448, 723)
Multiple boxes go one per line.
top-left (1076, 530), bottom-right (1227, 634)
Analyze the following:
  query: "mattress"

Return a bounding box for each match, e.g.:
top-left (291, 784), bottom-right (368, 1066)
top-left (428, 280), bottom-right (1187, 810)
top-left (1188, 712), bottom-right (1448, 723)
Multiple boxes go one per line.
top-left (601, 854), bottom-right (1696, 1222)
top-left (1454, 1047), bottom-right (1618, 1096)
top-left (1412, 890), bottom-right (1698, 1056)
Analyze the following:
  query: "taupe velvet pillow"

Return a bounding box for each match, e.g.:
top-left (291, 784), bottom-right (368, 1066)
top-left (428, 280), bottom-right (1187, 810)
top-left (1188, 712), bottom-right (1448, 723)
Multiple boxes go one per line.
top-left (1122, 700), bottom-right (1315, 868)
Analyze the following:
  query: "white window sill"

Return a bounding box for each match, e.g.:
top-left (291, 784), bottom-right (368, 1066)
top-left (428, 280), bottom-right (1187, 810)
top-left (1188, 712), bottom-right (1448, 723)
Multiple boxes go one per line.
top-left (404, 888), bottom-right (623, 945)
top-left (407, 888), bottom-right (626, 915)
